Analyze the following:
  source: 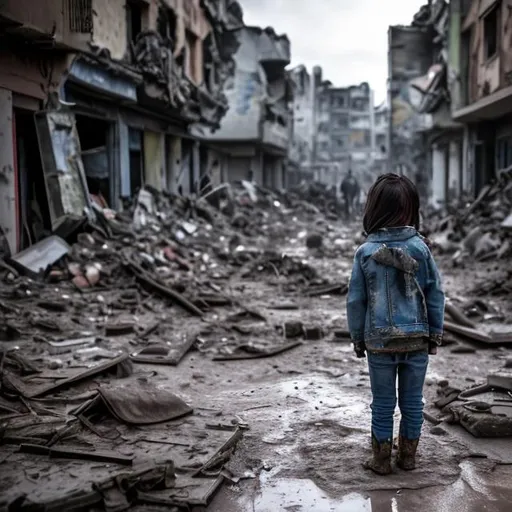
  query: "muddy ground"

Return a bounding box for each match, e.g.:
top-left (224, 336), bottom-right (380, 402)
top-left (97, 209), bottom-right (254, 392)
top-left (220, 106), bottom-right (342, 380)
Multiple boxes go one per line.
top-left (2, 215), bottom-right (511, 512)
top-left (168, 221), bottom-right (512, 512)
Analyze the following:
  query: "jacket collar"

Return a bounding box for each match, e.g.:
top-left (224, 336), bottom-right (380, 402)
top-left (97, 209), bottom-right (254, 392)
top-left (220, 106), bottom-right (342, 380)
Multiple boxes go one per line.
top-left (366, 226), bottom-right (417, 243)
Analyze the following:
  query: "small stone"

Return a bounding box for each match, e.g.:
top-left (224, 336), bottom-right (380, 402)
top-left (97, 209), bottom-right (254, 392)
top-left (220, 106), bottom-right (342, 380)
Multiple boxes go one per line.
top-left (306, 233), bottom-right (323, 249)
top-left (303, 326), bottom-right (325, 340)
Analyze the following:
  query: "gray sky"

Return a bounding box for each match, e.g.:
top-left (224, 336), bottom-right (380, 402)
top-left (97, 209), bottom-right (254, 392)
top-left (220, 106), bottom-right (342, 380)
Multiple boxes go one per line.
top-left (241, 0), bottom-right (426, 104)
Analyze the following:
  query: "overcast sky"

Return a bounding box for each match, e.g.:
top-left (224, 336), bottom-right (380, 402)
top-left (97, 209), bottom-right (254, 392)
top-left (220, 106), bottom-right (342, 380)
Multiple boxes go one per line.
top-left (241, 0), bottom-right (426, 104)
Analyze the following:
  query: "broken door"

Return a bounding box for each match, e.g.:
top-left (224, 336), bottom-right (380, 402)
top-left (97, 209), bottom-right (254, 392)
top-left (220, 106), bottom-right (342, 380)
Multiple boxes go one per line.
top-left (35, 111), bottom-right (92, 232)
top-left (0, 88), bottom-right (17, 256)
top-left (144, 130), bottom-right (164, 191)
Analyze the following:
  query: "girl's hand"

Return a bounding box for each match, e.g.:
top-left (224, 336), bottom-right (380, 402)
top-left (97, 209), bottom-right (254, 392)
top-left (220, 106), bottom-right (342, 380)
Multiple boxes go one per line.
top-left (428, 343), bottom-right (438, 355)
top-left (354, 342), bottom-right (366, 358)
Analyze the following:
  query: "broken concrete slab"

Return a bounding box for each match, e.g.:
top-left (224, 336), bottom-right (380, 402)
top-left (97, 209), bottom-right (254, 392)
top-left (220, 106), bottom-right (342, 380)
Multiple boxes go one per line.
top-left (487, 370), bottom-right (512, 392)
top-left (8, 236), bottom-right (70, 278)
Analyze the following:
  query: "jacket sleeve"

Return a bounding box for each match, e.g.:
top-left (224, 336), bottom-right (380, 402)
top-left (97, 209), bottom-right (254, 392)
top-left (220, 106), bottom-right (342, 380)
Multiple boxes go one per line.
top-left (423, 251), bottom-right (445, 344)
top-left (347, 248), bottom-right (367, 343)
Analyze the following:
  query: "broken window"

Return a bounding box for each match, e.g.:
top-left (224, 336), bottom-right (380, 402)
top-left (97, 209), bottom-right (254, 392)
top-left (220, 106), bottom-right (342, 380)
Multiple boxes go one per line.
top-left (127, 0), bottom-right (149, 45)
top-left (318, 122), bottom-right (329, 133)
top-left (496, 136), bottom-right (512, 171)
top-left (333, 138), bottom-right (345, 151)
top-left (333, 114), bottom-right (349, 129)
top-left (461, 28), bottom-right (471, 104)
top-left (351, 98), bottom-right (369, 111)
top-left (157, 4), bottom-right (177, 45)
top-left (75, 115), bottom-right (112, 208)
top-left (68, 0), bottom-right (92, 33)
top-left (483, 6), bottom-right (498, 60)
top-left (203, 33), bottom-right (216, 90)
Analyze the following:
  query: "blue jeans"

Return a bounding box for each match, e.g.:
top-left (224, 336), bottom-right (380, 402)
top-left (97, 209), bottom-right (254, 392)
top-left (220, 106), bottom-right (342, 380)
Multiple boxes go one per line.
top-left (367, 351), bottom-right (429, 443)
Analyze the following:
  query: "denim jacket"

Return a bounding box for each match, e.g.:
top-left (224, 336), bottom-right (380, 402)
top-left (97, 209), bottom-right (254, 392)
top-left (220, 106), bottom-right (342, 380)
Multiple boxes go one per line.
top-left (346, 226), bottom-right (445, 351)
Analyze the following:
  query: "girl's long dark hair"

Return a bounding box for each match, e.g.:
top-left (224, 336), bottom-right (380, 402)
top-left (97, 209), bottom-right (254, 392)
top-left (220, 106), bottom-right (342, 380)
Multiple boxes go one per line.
top-left (363, 173), bottom-right (420, 234)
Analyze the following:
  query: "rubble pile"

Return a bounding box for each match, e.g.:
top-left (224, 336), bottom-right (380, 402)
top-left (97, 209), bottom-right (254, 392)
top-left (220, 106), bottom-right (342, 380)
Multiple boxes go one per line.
top-left (426, 172), bottom-right (512, 296)
top-left (0, 180), bottom-right (350, 511)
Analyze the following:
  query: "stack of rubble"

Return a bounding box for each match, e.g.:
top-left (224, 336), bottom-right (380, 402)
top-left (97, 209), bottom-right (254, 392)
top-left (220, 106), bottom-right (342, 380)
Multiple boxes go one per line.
top-left (0, 180), bottom-right (350, 510)
top-left (426, 172), bottom-right (512, 296)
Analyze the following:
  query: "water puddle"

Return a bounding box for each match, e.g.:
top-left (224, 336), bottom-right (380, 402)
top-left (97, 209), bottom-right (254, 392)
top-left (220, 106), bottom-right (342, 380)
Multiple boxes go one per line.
top-left (254, 476), bottom-right (371, 511)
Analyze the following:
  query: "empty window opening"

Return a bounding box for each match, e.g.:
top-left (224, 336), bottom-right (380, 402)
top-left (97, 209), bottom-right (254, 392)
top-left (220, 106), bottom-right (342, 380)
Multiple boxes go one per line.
top-left (484, 7), bottom-right (498, 60)
top-left (127, 0), bottom-right (149, 44)
top-left (75, 115), bottom-right (112, 208)
top-left (129, 128), bottom-right (144, 194)
top-left (157, 5), bottom-right (177, 46)
top-left (203, 34), bottom-right (215, 90)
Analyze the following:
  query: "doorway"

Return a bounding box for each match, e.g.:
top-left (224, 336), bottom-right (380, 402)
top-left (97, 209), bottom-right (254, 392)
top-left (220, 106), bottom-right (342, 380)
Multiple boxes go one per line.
top-left (14, 108), bottom-right (51, 249)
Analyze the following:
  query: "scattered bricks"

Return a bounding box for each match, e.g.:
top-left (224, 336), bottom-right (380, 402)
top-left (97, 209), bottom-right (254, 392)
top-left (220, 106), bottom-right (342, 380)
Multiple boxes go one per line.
top-left (72, 275), bottom-right (90, 289)
top-left (163, 247), bottom-right (192, 271)
top-left (306, 233), bottom-right (323, 249)
top-left (303, 326), bottom-right (325, 340)
top-left (283, 321), bottom-right (304, 339)
top-left (68, 263), bottom-right (82, 277)
top-left (84, 264), bottom-right (101, 286)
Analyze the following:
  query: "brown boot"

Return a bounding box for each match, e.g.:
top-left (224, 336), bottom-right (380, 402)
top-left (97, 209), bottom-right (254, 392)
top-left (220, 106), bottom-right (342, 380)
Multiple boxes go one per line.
top-left (363, 435), bottom-right (392, 475)
top-left (396, 436), bottom-right (419, 470)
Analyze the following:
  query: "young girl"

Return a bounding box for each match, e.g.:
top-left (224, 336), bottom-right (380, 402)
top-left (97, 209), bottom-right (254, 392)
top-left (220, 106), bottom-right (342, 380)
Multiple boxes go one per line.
top-left (347, 173), bottom-right (445, 475)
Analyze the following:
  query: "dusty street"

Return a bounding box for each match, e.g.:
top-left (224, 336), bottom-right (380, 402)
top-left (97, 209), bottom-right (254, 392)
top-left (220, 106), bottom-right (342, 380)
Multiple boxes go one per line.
top-left (1, 183), bottom-right (511, 512)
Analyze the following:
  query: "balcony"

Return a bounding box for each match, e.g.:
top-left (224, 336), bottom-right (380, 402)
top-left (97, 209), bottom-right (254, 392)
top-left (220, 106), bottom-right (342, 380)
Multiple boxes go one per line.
top-left (262, 120), bottom-right (288, 152)
top-left (259, 33), bottom-right (290, 64)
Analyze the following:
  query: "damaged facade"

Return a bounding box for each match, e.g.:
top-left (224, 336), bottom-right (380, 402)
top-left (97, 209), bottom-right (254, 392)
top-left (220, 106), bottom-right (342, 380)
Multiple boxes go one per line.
top-left (0, 0), bottom-right (243, 258)
top-left (308, 67), bottom-right (376, 188)
top-left (450, 0), bottom-right (512, 195)
top-left (287, 65), bottom-right (315, 186)
top-left (204, 25), bottom-right (292, 189)
top-left (373, 102), bottom-right (390, 176)
top-left (388, 0), bottom-right (512, 206)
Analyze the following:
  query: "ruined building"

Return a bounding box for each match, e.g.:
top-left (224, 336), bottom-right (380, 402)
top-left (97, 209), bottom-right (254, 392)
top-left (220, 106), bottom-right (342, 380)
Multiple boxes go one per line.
top-left (0, 0), bottom-right (243, 258)
top-left (203, 25), bottom-right (292, 189)
top-left (309, 67), bottom-right (376, 188)
top-left (287, 65), bottom-right (314, 185)
top-left (373, 102), bottom-right (389, 176)
top-left (388, 0), bottom-right (512, 207)
top-left (450, 0), bottom-right (512, 195)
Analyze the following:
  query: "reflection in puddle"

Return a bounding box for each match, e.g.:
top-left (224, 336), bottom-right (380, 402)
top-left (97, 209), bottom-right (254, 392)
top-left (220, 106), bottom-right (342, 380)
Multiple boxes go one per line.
top-left (254, 476), bottom-right (371, 511)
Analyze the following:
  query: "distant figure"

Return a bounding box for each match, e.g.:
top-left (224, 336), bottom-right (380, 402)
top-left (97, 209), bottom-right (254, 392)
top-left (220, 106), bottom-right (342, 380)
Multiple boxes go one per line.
top-left (340, 170), bottom-right (360, 218)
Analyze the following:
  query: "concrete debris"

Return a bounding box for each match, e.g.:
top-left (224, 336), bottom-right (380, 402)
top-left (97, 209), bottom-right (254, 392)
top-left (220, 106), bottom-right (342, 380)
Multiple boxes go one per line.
top-left (0, 179), bottom-right (353, 510)
top-left (426, 173), bottom-right (512, 296)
